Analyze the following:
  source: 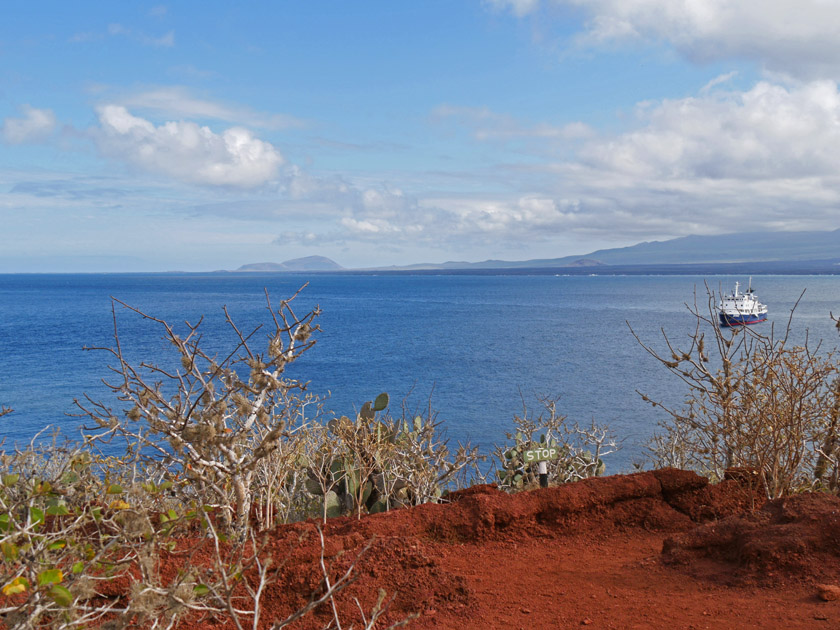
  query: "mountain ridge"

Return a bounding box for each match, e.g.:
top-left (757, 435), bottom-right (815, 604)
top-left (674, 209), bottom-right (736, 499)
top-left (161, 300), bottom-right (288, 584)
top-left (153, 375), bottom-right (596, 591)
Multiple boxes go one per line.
top-left (236, 229), bottom-right (840, 273)
top-left (236, 256), bottom-right (343, 272)
top-left (368, 228), bottom-right (840, 270)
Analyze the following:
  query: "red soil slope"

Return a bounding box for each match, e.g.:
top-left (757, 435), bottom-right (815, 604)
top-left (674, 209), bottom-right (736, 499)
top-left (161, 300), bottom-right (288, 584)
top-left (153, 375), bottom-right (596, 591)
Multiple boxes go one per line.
top-left (180, 469), bottom-right (840, 630)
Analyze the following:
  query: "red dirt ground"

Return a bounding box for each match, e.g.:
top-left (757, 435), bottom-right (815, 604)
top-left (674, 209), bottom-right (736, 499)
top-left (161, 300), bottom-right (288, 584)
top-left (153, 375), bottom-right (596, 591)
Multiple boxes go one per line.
top-left (178, 469), bottom-right (840, 630)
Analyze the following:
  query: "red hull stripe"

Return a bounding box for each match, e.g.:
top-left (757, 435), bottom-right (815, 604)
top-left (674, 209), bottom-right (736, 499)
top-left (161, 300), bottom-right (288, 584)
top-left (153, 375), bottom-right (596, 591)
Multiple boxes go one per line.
top-left (721, 317), bottom-right (767, 327)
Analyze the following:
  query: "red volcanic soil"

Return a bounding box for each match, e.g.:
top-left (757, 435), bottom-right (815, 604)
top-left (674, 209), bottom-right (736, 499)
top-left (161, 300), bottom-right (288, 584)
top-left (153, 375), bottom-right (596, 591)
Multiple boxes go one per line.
top-left (176, 469), bottom-right (840, 630)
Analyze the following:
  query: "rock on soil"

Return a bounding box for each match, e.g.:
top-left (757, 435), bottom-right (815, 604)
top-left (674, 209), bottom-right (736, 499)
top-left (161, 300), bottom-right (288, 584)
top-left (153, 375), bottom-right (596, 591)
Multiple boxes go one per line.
top-left (663, 492), bottom-right (840, 585)
top-left (817, 584), bottom-right (840, 601)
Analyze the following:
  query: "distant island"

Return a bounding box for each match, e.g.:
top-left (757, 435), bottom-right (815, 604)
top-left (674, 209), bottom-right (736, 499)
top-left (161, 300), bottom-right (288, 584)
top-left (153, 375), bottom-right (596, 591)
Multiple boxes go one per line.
top-left (235, 228), bottom-right (840, 275)
top-left (236, 256), bottom-right (344, 272)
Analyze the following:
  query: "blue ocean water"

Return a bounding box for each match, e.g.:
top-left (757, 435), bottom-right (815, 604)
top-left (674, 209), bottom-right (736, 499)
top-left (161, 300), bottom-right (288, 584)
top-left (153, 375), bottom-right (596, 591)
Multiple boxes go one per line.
top-left (0, 273), bottom-right (838, 472)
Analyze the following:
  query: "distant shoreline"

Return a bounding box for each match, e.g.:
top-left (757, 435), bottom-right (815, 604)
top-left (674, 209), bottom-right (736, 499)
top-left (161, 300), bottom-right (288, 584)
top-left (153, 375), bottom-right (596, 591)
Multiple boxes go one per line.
top-left (3, 259), bottom-right (840, 276)
top-left (321, 259), bottom-right (840, 276)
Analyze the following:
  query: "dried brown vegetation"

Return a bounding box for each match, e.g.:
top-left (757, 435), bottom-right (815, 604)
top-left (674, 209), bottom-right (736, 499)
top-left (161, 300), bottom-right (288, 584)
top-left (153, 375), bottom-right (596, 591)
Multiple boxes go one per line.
top-left (0, 288), bottom-right (487, 629)
top-left (633, 284), bottom-right (840, 498)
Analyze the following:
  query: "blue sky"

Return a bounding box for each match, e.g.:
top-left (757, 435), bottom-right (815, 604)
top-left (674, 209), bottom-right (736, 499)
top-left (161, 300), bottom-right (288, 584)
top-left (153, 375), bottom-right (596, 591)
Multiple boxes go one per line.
top-left (2, 1), bottom-right (840, 271)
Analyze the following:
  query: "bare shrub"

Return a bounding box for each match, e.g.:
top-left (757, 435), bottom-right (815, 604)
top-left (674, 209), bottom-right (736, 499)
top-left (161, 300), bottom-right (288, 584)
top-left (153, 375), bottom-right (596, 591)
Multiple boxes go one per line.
top-left (75, 287), bottom-right (320, 533)
top-left (381, 398), bottom-right (484, 507)
top-left (0, 289), bottom-right (415, 629)
top-left (633, 285), bottom-right (840, 498)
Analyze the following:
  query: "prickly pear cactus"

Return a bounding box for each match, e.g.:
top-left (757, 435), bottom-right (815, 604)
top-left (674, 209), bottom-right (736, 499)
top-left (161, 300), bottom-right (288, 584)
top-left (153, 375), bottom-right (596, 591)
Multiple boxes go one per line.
top-left (305, 393), bottom-right (405, 518)
top-left (497, 428), bottom-right (607, 492)
top-left (497, 432), bottom-right (559, 490)
top-left (305, 391), bottom-right (465, 518)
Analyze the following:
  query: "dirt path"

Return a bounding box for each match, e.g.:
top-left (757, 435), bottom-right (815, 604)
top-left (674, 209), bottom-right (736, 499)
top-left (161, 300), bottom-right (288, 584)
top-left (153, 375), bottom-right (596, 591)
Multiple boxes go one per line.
top-left (171, 470), bottom-right (840, 630)
top-left (428, 533), bottom-right (832, 629)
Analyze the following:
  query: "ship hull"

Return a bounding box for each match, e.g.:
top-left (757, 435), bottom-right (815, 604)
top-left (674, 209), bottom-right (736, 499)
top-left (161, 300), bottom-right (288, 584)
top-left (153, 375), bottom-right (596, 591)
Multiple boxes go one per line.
top-left (719, 312), bottom-right (767, 327)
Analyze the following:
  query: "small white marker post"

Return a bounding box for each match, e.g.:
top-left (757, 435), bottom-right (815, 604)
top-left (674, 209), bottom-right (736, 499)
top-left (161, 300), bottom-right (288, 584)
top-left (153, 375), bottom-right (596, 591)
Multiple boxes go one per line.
top-left (523, 446), bottom-right (559, 488)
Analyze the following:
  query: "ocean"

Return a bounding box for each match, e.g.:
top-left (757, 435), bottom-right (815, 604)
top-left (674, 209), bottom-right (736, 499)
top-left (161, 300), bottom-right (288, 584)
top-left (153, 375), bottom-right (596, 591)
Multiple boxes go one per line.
top-left (1, 273), bottom-right (838, 472)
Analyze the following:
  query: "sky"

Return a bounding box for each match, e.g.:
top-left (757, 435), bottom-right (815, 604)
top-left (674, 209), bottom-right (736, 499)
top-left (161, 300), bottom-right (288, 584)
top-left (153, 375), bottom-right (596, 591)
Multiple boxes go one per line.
top-left (2, 1), bottom-right (840, 272)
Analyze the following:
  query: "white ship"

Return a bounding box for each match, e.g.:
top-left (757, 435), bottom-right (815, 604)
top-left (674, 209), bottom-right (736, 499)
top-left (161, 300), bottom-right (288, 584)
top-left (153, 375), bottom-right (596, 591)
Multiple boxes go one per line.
top-left (718, 278), bottom-right (768, 327)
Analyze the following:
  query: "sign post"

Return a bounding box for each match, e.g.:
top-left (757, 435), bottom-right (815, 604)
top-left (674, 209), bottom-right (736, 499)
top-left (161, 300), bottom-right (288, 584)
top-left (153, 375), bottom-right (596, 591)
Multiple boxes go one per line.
top-left (523, 446), bottom-right (559, 488)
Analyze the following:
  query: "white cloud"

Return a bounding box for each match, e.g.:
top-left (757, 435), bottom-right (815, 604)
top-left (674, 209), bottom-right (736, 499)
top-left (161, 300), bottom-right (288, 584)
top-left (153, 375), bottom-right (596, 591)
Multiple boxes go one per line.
top-left (143, 31), bottom-right (175, 47)
top-left (432, 104), bottom-right (594, 143)
top-left (62, 75), bottom-right (840, 256)
top-left (94, 105), bottom-right (284, 188)
top-left (580, 80), bottom-right (840, 180)
top-left (66, 76), bottom-right (837, 255)
top-left (491, 0), bottom-right (840, 79)
top-left (107, 23), bottom-right (130, 37)
top-left (419, 195), bottom-right (581, 240)
top-left (700, 71), bottom-right (739, 95)
top-left (276, 173), bottom-right (587, 248)
top-left (1, 105), bottom-right (56, 144)
top-left (106, 22), bottom-right (174, 47)
top-left (113, 87), bottom-right (303, 130)
top-left (68, 31), bottom-right (100, 44)
top-left (483, 0), bottom-right (540, 17)
top-left (340, 217), bottom-right (396, 234)
top-left (513, 78), bottom-right (840, 238)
